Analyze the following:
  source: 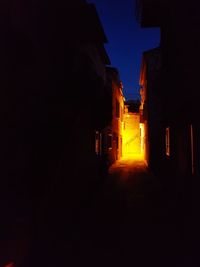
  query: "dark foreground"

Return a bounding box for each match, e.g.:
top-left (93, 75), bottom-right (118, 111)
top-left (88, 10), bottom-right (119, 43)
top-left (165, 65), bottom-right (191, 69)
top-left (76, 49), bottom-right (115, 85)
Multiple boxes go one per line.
top-left (2, 158), bottom-right (197, 267)
top-left (18, 158), bottom-right (196, 267)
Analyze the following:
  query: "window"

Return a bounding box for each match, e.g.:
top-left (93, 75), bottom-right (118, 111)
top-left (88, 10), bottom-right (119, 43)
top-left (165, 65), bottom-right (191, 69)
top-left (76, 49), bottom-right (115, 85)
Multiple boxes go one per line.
top-left (108, 134), bottom-right (112, 150)
top-left (191, 124), bottom-right (194, 175)
top-left (116, 136), bottom-right (119, 149)
top-left (165, 127), bottom-right (170, 156)
top-left (116, 100), bottom-right (120, 118)
top-left (95, 131), bottom-right (99, 155)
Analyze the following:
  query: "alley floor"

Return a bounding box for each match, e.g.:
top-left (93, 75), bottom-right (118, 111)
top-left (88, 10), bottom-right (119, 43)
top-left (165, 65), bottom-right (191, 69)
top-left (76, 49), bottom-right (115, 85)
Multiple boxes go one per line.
top-left (25, 157), bottom-right (195, 267)
top-left (66, 157), bottom-right (191, 267)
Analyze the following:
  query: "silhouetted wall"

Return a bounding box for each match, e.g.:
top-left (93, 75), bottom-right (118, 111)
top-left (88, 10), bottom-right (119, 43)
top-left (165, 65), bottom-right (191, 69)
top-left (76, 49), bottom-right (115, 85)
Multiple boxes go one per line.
top-left (0, 1), bottom-right (111, 265)
top-left (103, 67), bottom-right (124, 164)
top-left (139, 47), bottom-right (165, 173)
top-left (138, 1), bottom-right (200, 228)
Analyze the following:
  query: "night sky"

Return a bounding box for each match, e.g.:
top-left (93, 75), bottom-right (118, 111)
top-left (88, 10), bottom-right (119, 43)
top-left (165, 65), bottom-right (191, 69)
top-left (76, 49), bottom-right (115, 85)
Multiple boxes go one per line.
top-left (88, 0), bottom-right (160, 100)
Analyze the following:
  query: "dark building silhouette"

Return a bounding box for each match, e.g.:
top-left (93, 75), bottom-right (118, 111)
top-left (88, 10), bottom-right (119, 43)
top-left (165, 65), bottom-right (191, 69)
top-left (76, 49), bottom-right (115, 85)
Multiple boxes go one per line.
top-left (101, 67), bottom-right (124, 165)
top-left (137, 3), bottom-right (200, 264)
top-left (125, 99), bottom-right (140, 113)
top-left (137, 6), bottom-right (200, 263)
top-left (0, 1), bottom-right (111, 266)
top-left (137, 0), bottom-right (200, 180)
top-left (139, 47), bottom-right (163, 170)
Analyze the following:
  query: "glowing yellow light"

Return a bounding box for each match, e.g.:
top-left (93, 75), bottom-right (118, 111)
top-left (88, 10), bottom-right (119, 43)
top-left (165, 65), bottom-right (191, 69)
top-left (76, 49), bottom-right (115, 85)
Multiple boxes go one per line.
top-left (121, 153), bottom-right (144, 160)
top-left (140, 123), bottom-right (145, 154)
top-left (122, 113), bottom-right (145, 160)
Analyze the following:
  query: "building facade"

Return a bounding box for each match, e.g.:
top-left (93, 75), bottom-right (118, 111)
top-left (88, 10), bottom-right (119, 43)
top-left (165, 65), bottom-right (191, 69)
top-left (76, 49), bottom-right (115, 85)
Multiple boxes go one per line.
top-left (101, 67), bottom-right (124, 165)
top-left (139, 47), bottom-right (163, 170)
top-left (137, 0), bottom-right (200, 180)
top-left (123, 101), bottom-right (142, 158)
top-left (0, 1), bottom-right (111, 266)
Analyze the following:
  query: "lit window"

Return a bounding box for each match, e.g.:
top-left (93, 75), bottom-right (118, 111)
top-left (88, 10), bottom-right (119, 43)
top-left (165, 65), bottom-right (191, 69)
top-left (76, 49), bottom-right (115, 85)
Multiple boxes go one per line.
top-left (165, 127), bottom-right (170, 156)
top-left (108, 134), bottom-right (112, 150)
top-left (95, 131), bottom-right (99, 155)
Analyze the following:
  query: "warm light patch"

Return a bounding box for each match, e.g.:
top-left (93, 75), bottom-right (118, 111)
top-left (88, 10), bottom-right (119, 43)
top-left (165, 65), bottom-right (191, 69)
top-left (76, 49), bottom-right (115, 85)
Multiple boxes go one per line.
top-left (140, 123), bottom-right (145, 158)
top-left (4, 263), bottom-right (14, 267)
top-left (122, 112), bottom-right (144, 160)
top-left (121, 153), bottom-right (144, 160)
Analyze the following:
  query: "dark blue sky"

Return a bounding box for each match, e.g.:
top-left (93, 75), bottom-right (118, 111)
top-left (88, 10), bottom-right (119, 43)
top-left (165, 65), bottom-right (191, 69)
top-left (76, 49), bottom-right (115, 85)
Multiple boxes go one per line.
top-left (88, 0), bottom-right (160, 100)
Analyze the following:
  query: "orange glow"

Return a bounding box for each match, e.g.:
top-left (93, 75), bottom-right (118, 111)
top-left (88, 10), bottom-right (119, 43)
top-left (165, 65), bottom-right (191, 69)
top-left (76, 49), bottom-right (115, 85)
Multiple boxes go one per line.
top-left (121, 153), bottom-right (144, 160)
top-left (4, 263), bottom-right (14, 267)
top-left (122, 112), bottom-right (144, 160)
top-left (140, 123), bottom-right (145, 155)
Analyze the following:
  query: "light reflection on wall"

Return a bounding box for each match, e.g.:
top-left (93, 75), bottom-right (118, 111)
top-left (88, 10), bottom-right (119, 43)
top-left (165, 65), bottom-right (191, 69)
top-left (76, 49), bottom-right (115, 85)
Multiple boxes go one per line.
top-left (122, 110), bottom-right (145, 160)
top-left (140, 123), bottom-right (145, 156)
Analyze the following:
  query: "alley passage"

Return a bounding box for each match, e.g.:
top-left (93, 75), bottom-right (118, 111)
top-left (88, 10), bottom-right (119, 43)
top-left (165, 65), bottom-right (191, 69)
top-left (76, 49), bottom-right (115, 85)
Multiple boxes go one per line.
top-left (69, 158), bottom-right (185, 267)
top-left (28, 158), bottom-right (190, 267)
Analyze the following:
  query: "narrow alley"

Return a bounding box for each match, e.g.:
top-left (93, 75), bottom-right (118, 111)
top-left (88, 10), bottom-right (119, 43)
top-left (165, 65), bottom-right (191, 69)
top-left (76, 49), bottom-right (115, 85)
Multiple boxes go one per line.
top-left (67, 158), bottom-right (187, 267)
top-left (1, 1), bottom-right (199, 266)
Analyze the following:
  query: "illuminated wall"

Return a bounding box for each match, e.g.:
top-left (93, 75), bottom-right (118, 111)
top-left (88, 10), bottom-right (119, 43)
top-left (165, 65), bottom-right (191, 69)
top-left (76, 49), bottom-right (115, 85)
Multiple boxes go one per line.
top-left (139, 55), bottom-right (148, 163)
top-left (122, 111), bottom-right (141, 157)
top-left (103, 67), bottom-right (125, 164)
top-left (111, 81), bottom-right (124, 161)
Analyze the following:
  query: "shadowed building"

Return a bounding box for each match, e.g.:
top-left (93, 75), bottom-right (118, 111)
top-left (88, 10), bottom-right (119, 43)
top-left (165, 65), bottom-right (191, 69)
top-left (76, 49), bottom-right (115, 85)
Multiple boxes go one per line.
top-left (137, 5), bottom-right (200, 264)
top-left (0, 1), bottom-right (111, 266)
top-left (137, 0), bottom-right (200, 180)
top-left (139, 47), bottom-right (163, 169)
top-left (101, 67), bottom-right (124, 165)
